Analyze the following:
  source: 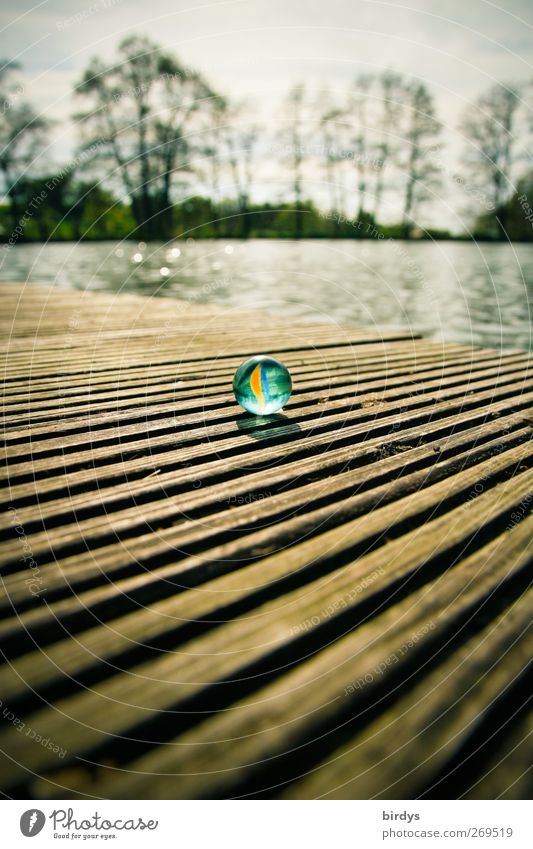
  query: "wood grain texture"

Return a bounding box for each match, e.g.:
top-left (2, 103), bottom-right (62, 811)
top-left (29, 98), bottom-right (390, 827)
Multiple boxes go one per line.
top-left (0, 282), bottom-right (531, 800)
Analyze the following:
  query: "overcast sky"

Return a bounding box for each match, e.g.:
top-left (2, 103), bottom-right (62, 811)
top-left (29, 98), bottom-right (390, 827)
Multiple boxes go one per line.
top-left (1, 0), bottom-right (532, 225)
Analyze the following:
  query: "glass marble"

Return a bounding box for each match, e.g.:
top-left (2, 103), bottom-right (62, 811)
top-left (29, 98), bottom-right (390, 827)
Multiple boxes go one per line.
top-left (233, 355), bottom-right (292, 415)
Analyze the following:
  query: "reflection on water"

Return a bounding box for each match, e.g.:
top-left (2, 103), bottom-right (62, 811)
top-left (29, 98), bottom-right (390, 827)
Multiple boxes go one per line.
top-left (1, 239), bottom-right (532, 350)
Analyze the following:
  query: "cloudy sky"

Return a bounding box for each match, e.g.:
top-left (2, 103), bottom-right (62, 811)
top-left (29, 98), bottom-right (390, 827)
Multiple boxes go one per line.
top-left (1, 0), bottom-right (532, 225)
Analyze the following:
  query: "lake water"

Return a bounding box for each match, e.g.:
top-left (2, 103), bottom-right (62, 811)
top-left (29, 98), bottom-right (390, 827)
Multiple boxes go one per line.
top-left (1, 239), bottom-right (532, 350)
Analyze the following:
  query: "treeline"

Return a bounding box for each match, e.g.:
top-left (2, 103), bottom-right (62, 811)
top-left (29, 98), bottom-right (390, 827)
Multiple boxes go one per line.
top-left (0, 182), bottom-right (454, 242)
top-left (0, 36), bottom-right (532, 243)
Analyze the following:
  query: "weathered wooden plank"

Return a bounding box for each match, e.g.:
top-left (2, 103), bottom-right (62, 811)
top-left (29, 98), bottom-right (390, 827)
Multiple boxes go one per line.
top-left (1, 422), bottom-right (530, 610)
top-left (0, 466), bottom-right (530, 790)
top-left (5, 348), bottom-right (511, 418)
top-left (282, 589), bottom-right (532, 800)
top-left (0, 417), bottom-right (528, 650)
top-left (0, 423), bottom-right (530, 716)
top-left (2, 353), bottom-right (527, 435)
top-left (3, 343), bottom-right (505, 401)
top-left (30, 517), bottom-right (533, 800)
top-left (3, 349), bottom-right (521, 459)
top-left (1, 402), bottom-right (528, 564)
top-left (3, 365), bottom-right (529, 514)
top-left (0, 282), bottom-right (531, 801)
top-left (4, 355), bottom-right (489, 426)
top-left (463, 711), bottom-right (532, 800)
top-left (3, 378), bottom-right (532, 530)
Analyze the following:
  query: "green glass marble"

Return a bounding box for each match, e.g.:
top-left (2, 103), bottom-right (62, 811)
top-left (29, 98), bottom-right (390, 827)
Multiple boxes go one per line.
top-left (233, 355), bottom-right (292, 415)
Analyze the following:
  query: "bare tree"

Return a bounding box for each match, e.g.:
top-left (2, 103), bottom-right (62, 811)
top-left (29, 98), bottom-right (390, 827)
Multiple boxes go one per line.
top-left (201, 98), bottom-right (259, 237)
top-left (319, 96), bottom-right (347, 215)
top-left (348, 73), bottom-right (374, 218)
top-left (460, 81), bottom-right (523, 235)
top-left (400, 81), bottom-right (441, 237)
top-left (201, 95), bottom-right (230, 234)
top-left (0, 61), bottom-right (50, 230)
top-left (74, 35), bottom-right (218, 239)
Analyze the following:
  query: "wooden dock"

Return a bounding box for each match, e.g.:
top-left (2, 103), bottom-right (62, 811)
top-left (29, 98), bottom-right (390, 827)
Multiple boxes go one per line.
top-left (0, 281), bottom-right (531, 800)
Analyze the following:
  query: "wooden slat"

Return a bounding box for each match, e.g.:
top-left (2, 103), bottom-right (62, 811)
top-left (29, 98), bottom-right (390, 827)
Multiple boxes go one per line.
top-left (0, 424), bottom-right (530, 618)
